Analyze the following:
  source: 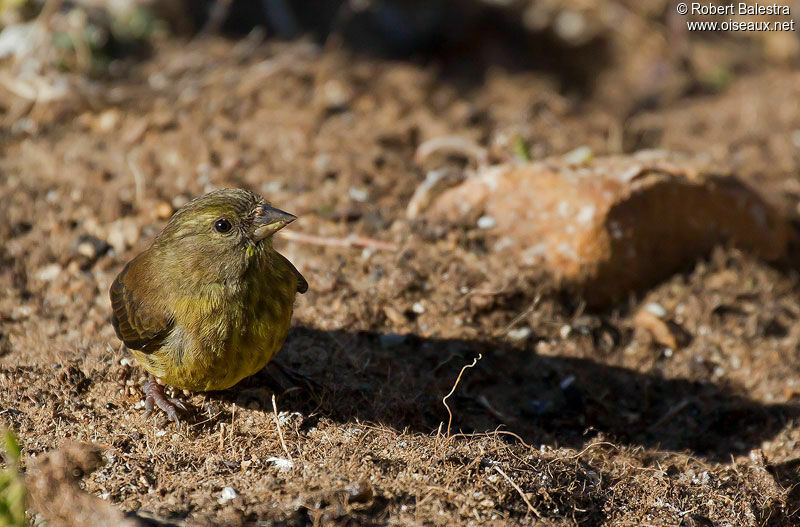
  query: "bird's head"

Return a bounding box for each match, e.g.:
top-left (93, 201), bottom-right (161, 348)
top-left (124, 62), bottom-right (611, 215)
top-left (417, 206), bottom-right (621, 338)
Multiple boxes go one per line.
top-left (153, 188), bottom-right (296, 281)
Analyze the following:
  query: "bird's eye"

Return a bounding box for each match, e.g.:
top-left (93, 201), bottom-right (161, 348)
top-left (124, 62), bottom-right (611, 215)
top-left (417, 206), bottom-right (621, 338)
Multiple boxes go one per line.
top-left (213, 218), bottom-right (232, 234)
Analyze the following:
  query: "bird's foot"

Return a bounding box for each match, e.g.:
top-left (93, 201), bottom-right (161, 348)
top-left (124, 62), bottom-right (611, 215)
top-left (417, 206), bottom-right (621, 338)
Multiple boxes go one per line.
top-left (144, 375), bottom-right (187, 426)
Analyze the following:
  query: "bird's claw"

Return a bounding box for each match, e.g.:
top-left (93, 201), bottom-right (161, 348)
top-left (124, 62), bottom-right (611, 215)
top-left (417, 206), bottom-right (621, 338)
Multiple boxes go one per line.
top-left (143, 376), bottom-right (186, 426)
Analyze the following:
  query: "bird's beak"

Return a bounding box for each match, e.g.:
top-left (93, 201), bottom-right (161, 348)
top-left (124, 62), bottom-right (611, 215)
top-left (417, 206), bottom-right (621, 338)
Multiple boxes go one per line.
top-left (251, 204), bottom-right (296, 242)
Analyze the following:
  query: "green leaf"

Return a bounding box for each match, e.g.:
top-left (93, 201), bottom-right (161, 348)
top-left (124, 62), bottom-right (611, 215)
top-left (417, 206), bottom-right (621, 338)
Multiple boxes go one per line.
top-left (2, 430), bottom-right (20, 466)
top-left (0, 428), bottom-right (27, 527)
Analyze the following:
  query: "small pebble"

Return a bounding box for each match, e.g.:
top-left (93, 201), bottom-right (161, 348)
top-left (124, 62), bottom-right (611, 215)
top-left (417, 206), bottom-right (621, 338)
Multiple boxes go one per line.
top-left (383, 306), bottom-right (406, 326)
top-left (559, 375), bottom-right (576, 389)
top-left (507, 327), bottom-right (531, 341)
top-left (36, 263), bottom-right (61, 282)
top-left (220, 487), bottom-right (238, 502)
top-left (312, 153), bottom-right (332, 175)
top-left (11, 305), bottom-right (33, 320)
top-left (554, 10), bottom-right (588, 44)
top-left (172, 195), bottom-right (189, 209)
top-left (96, 109), bottom-right (120, 132)
top-left (106, 218), bottom-right (140, 253)
top-left (643, 302), bottom-right (667, 318)
top-left (77, 242), bottom-right (97, 259)
top-left (563, 145), bottom-right (593, 165)
top-left (265, 457), bottom-right (293, 472)
top-left (155, 201), bottom-right (173, 219)
top-left (477, 215), bottom-right (497, 229)
top-left (349, 187), bottom-right (369, 202)
top-left (322, 79), bottom-right (351, 109)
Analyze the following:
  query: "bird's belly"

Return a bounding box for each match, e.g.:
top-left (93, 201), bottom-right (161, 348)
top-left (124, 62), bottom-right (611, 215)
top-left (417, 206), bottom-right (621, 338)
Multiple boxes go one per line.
top-left (134, 303), bottom-right (293, 392)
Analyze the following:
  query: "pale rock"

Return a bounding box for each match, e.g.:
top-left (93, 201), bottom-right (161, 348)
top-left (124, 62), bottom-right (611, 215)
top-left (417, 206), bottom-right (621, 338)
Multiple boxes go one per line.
top-left (426, 151), bottom-right (795, 306)
top-left (219, 487), bottom-right (238, 502)
top-left (36, 263), bottom-right (62, 282)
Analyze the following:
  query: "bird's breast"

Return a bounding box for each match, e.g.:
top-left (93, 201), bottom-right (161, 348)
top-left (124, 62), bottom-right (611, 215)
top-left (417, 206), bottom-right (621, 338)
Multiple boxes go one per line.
top-left (150, 263), bottom-right (298, 391)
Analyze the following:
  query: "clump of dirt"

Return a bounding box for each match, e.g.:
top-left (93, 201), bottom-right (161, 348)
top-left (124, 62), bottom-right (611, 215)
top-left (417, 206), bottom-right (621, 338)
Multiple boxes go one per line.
top-left (27, 442), bottom-right (140, 527)
top-left (1, 4), bottom-right (800, 524)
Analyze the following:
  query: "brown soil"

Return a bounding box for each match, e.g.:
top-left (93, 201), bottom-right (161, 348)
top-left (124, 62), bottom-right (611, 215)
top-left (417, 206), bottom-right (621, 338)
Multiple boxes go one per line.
top-left (2, 10), bottom-right (800, 526)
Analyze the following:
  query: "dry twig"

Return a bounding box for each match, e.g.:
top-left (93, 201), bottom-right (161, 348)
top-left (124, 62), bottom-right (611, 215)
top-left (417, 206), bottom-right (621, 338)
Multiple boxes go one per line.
top-left (648, 398), bottom-right (692, 432)
top-left (415, 136), bottom-right (489, 166)
top-left (279, 230), bottom-right (398, 251)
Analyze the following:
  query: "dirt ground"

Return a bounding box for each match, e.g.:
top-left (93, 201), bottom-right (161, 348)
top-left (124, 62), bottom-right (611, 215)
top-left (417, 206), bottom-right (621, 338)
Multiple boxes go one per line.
top-left (2, 3), bottom-right (800, 525)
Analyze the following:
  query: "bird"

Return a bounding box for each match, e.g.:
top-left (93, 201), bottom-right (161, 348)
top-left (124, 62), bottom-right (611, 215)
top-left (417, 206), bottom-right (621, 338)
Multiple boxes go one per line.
top-left (109, 188), bottom-right (307, 424)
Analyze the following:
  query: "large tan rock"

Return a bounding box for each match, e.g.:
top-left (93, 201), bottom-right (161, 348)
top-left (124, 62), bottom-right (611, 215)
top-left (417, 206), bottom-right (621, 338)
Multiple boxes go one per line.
top-left (425, 150), bottom-right (796, 306)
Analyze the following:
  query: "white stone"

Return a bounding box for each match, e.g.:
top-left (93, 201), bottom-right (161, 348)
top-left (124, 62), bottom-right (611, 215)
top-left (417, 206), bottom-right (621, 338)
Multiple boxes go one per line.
top-left (220, 486), bottom-right (238, 502)
top-left (265, 457), bottom-right (293, 472)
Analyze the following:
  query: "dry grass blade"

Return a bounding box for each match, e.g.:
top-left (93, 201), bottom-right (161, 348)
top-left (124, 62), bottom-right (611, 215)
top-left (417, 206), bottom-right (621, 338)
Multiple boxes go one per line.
top-left (272, 394), bottom-right (292, 462)
top-left (126, 148), bottom-right (145, 207)
top-left (452, 429), bottom-right (536, 451)
top-left (442, 354), bottom-right (482, 439)
top-left (566, 441), bottom-right (618, 460)
top-left (493, 465), bottom-right (542, 518)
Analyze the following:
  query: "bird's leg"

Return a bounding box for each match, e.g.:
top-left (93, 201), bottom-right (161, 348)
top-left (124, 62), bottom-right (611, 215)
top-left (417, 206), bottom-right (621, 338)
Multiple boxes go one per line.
top-left (144, 375), bottom-right (188, 425)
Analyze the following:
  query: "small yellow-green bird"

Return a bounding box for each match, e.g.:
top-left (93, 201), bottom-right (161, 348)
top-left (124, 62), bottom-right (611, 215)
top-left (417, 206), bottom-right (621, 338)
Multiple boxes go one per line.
top-left (110, 189), bottom-right (307, 424)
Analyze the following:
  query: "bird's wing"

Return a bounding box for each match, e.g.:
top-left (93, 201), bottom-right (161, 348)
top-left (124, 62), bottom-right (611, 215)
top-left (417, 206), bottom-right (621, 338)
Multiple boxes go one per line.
top-left (275, 253), bottom-right (308, 294)
top-left (109, 257), bottom-right (174, 353)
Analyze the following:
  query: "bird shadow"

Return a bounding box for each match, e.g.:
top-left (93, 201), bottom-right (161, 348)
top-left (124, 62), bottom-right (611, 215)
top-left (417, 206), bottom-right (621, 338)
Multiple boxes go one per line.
top-left (207, 326), bottom-right (799, 464)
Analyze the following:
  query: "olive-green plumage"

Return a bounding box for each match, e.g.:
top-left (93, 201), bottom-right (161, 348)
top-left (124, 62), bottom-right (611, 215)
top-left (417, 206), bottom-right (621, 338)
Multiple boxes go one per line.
top-left (110, 189), bottom-right (307, 392)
